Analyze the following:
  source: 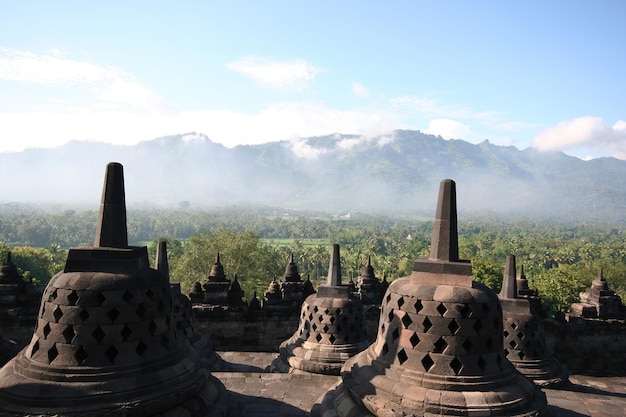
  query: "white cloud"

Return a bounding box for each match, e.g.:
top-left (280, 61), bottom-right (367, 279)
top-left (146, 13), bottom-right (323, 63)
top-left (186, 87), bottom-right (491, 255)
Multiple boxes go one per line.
top-left (288, 138), bottom-right (328, 159)
top-left (532, 117), bottom-right (626, 155)
top-left (0, 48), bottom-right (162, 111)
top-left (0, 47), bottom-right (116, 83)
top-left (425, 118), bottom-right (472, 140)
top-left (227, 56), bottom-right (322, 92)
top-left (351, 81), bottom-right (370, 98)
top-left (0, 101), bottom-right (398, 153)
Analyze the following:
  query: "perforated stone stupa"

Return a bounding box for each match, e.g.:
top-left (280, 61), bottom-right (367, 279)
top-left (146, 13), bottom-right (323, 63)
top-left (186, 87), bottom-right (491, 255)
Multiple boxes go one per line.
top-left (270, 244), bottom-right (369, 375)
top-left (0, 162), bottom-right (229, 417)
top-left (316, 179), bottom-right (547, 417)
top-left (499, 254), bottom-right (568, 387)
top-left (355, 256), bottom-right (385, 305)
top-left (570, 269), bottom-right (625, 319)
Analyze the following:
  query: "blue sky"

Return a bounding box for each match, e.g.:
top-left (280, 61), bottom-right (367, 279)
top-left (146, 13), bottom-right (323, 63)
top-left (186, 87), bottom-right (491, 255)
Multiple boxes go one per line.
top-left (0, 1), bottom-right (624, 159)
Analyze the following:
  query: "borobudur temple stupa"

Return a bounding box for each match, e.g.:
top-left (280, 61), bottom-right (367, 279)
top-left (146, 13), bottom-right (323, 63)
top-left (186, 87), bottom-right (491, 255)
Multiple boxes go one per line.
top-left (498, 254), bottom-right (568, 388)
top-left (0, 162), bottom-right (230, 417)
top-left (315, 179), bottom-right (547, 417)
top-left (270, 244), bottom-right (370, 375)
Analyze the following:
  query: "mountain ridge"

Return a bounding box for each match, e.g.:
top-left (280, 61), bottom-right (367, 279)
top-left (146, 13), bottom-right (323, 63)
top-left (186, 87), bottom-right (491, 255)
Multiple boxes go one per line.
top-left (2, 130), bottom-right (625, 223)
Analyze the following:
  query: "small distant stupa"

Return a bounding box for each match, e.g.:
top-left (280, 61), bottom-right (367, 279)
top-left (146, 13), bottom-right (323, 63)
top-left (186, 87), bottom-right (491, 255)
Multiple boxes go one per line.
top-left (270, 244), bottom-right (369, 375)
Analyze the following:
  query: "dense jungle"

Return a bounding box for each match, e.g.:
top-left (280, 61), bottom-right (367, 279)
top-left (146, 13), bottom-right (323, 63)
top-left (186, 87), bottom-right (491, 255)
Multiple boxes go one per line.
top-left (1, 205), bottom-right (625, 317)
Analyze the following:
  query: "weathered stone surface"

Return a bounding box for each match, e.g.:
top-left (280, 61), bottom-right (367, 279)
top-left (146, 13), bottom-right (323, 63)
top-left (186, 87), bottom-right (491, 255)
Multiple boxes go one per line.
top-left (499, 254), bottom-right (568, 387)
top-left (316, 179), bottom-right (547, 416)
top-left (571, 269), bottom-right (625, 319)
top-left (0, 162), bottom-right (229, 417)
top-left (271, 244), bottom-right (370, 375)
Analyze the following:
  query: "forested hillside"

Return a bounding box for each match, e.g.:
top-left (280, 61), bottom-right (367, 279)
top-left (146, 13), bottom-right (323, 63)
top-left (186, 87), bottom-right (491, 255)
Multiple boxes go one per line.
top-left (1, 207), bottom-right (625, 318)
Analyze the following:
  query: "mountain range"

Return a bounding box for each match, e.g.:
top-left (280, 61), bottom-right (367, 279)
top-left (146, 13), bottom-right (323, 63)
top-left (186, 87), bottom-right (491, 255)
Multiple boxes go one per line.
top-left (2, 130), bottom-right (625, 223)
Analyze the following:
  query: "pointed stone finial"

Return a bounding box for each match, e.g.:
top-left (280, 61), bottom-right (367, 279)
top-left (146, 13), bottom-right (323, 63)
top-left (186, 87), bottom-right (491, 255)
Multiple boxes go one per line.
top-left (326, 243), bottom-right (341, 286)
top-left (156, 239), bottom-right (169, 280)
top-left (429, 179), bottom-right (458, 262)
top-left (412, 179), bottom-right (471, 285)
top-left (6, 252), bottom-right (11, 264)
top-left (94, 162), bottom-right (128, 248)
top-left (500, 254), bottom-right (518, 299)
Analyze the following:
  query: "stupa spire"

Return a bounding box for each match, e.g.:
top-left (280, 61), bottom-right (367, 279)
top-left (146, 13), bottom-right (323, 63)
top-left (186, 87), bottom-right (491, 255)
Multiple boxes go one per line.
top-left (429, 178), bottom-right (458, 262)
top-left (500, 254), bottom-right (518, 299)
top-left (94, 162), bottom-right (128, 248)
top-left (156, 240), bottom-right (169, 279)
top-left (326, 244), bottom-right (341, 286)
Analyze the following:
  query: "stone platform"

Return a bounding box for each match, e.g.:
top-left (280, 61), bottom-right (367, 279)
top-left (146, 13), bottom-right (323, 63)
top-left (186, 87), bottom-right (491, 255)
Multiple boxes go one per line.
top-left (212, 352), bottom-right (626, 417)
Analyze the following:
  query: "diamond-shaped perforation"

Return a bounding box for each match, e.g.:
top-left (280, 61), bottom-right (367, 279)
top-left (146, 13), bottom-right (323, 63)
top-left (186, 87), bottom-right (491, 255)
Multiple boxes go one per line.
top-left (397, 348), bottom-right (408, 364)
top-left (477, 356), bottom-right (487, 372)
top-left (53, 305), bottom-right (64, 322)
top-left (433, 337), bottom-right (448, 354)
top-left (318, 314), bottom-right (324, 322)
top-left (473, 319), bottom-right (483, 334)
top-left (105, 345), bottom-right (118, 363)
top-left (312, 323), bottom-right (318, 331)
top-left (448, 319), bottom-right (460, 335)
top-left (43, 323), bottom-right (51, 339)
top-left (381, 343), bottom-right (389, 356)
top-left (460, 304), bottom-right (472, 318)
top-left (436, 303), bottom-right (447, 316)
top-left (392, 327), bottom-right (400, 341)
top-left (517, 331), bottom-right (524, 340)
top-left (504, 348), bottom-right (510, 357)
top-left (160, 335), bottom-right (170, 349)
top-left (92, 326), bottom-right (106, 343)
top-left (31, 340), bottom-right (40, 357)
top-left (414, 300), bottom-right (423, 313)
top-left (397, 297), bottom-right (405, 308)
top-left (79, 308), bottom-right (90, 322)
top-left (313, 305), bottom-right (319, 313)
top-left (329, 334), bottom-right (336, 344)
top-left (62, 325), bottom-right (75, 343)
top-left (422, 317), bottom-right (432, 332)
top-left (75, 346), bottom-right (88, 364)
top-left (136, 341), bottom-right (148, 357)
top-left (509, 340), bottom-right (518, 348)
top-left (388, 309), bottom-right (395, 322)
top-left (450, 357), bottom-right (463, 375)
top-left (47, 344), bottom-right (58, 363)
top-left (136, 303), bottom-right (147, 319)
top-left (148, 320), bottom-right (158, 335)
top-left (503, 330), bottom-right (509, 337)
top-left (107, 308), bottom-right (120, 322)
top-left (67, 290), bottom-right (79, 306)
top-left (511, 322), bottom-right (518, 330)
top-left (329, 316), bottom-right (336, 324)
top-left (308, 313), bottom-right (313, 321)
top-left (462, 338), bottom-right (473, 352)
top-left (95, 292), bottom-right (106, 306)
top-left (410, 332), bottom-right (420, 347)
top-left (485, 336), bottom-right (494, 351)
top-left (49, 289), bottom-right (58, 302)
top-left (422, 354), bottom-right (434, 371)
top-left (324, 308), bottom-right (330, 315)
top-left (386, 293), bottom-right (392, 303)
top-left (315, 333), bottom-right (322, 342)
top-left (323, 324), bottom-right (329, 333)
top-left (519, 351), bottom-right (526, 360)
top-left (121, 325), bottom-right (132, 341)
top-left (122, 290), bottom-right (133, 303)
top-left (401, 312), bottom-right (413, 329)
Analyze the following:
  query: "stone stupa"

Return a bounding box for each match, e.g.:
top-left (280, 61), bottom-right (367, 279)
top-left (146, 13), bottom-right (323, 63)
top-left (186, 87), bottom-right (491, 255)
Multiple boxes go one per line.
top-left (270, 244), bottom-right (370, 375)
top-left (316, 179), bottom-right (547, 416)
top-left (499, 254), bottom-right (568, 387)
top-left (571, 269), bottom-right (624, 319)
top-left (0, 162), bottom-right (229, 417)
